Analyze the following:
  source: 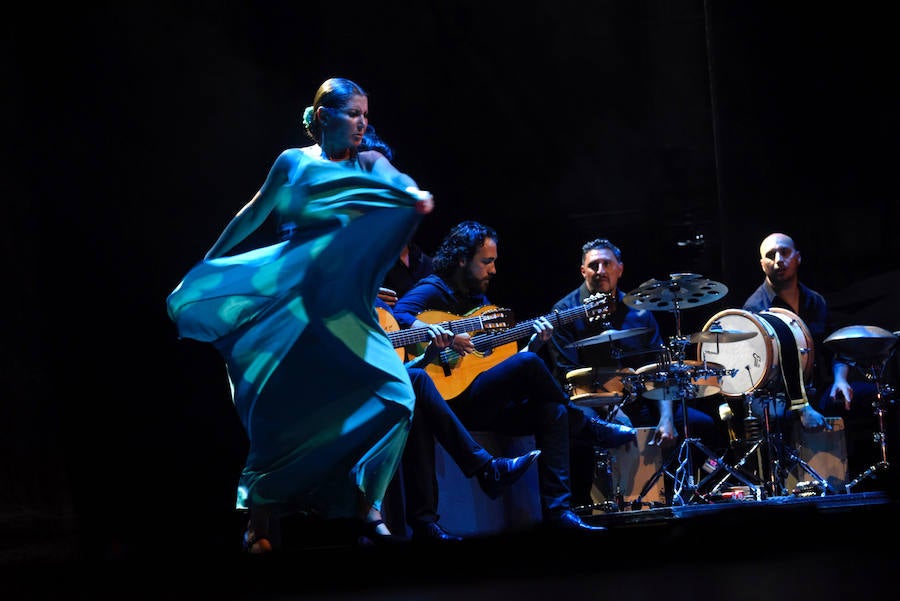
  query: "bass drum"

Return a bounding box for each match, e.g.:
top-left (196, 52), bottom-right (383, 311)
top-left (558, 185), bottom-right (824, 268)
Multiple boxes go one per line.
top-left (696, 308), bottom-right (814, 398)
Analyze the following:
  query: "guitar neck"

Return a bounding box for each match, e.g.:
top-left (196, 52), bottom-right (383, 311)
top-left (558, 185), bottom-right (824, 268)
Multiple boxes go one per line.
top-left (438, 300), bottom-right (606, 362)
top-left (473, 304), bottom-right (600, 351)
top-left (387, 313), bottom-right (493, 349)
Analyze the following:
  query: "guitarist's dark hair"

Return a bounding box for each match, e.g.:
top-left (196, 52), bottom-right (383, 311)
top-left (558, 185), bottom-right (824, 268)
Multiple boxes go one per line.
top-left (432, 221), bottom-right (499, 277)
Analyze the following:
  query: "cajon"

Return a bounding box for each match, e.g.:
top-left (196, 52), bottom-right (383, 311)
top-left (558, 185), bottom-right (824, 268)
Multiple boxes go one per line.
top-left (590, 427), bottom-right (666, 507)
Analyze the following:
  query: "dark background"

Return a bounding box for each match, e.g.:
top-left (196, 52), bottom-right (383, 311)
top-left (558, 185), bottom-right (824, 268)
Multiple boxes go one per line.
top-left (3, 1), bottom-right (898, 558)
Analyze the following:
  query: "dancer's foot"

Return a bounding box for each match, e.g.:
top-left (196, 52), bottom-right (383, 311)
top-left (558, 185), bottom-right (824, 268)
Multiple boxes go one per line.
top-left (359, 507), bottom-right (404, 545)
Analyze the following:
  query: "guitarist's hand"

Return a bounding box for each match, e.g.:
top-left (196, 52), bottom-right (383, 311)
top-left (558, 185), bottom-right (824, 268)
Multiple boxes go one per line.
top-left (411, 324), bottom-right (457, 368)
top-left (377, 287), bottom-right (398, 307)
top-left (451, 332), bottom-right (475, 356)
top-left (427, 324), bottom-right (455, 350)
top-left (525, 316), bottom-right (554, 352)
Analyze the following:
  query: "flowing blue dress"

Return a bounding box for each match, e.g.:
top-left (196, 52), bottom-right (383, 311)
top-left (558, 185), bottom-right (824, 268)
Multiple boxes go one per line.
top-left (166, 148), bottom-right (420, 519)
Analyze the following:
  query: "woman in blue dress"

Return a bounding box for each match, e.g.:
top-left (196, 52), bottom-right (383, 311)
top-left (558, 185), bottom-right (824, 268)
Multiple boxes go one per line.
top-left (166, 78), bottom-right (433, 552)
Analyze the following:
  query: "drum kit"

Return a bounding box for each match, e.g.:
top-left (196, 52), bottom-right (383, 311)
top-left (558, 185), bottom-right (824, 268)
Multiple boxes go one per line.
top-left (563, 271), bottom-right (899, 509)
top-left (565, 273), bottom-right (763, 507)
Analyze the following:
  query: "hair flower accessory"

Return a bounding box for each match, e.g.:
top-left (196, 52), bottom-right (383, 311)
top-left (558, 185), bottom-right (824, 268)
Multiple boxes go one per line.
top-left (302, 106), bottom-right (315, 128)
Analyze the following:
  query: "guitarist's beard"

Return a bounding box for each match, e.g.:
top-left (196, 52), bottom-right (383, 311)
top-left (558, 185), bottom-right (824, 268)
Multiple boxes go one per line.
top-left (462, 270), bottom-right (491, 296)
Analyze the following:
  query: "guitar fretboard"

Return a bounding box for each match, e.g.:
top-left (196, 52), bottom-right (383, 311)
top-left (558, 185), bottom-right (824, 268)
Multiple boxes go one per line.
top-left (388, 314), bottom-right (494, 349)
top-left (437, 295), bottom-right (610, 363)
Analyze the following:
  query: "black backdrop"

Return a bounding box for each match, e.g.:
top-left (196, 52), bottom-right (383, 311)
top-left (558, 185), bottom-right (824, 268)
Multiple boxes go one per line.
top-left (4, 1), bottom-right (898, 555)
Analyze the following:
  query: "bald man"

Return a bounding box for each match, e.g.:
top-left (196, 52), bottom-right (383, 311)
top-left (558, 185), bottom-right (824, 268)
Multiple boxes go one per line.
top-left (745, 233), bottom-right (854, 414)
top-left (742, 233), bottom-right (896, 493)
top-left (743, 233), bottom-right (842, 432)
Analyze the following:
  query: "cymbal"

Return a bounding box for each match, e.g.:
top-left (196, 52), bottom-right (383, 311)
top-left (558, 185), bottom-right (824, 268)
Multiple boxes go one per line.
top-left (566, 327), bottom-right (653, 348)
top-left (689, 329), bottom-right (758, 344)
top-left (623, 274), bottom-right (728, 311)
top-left (824, 325), bottom-right (898, 362)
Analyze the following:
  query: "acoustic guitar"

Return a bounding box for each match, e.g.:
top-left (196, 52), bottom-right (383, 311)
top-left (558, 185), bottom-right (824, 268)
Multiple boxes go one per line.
top-left (376, 305), bottom-right (513, 360)
top-left (417, 293), bottom-right (613, 400)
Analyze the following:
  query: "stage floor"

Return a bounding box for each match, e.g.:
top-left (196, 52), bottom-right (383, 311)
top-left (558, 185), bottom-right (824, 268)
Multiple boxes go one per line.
top-left (6, 488), bottom-right (898, 600)
top-left (584, 489), bottom-right (892, 528)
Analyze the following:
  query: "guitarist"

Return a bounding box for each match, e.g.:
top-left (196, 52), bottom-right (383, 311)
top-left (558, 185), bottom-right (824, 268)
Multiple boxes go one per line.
top-left (393, 221), bottom-right (636, 533)
top-left (375, 299), bottom-right (541, 542)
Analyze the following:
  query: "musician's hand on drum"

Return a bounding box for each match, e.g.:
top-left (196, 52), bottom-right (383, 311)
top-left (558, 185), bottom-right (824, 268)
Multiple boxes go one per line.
top-left (526, 316), bottom-right (554, 352)
top-left (451, 332), bottom-right (475, 356)
top-left (651, 420), bottom-right (678, 450)
top-left (830, 380), bottom-right (854, 412)
top-left (799, 404), bottom-right (831, 432)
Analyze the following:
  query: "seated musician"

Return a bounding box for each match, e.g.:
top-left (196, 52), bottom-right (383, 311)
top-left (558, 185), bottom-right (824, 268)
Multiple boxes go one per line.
top-left (376, 298), bottom-right (540, 542)
top-left (742, 232), bottom-right (892, 493)
top-left (541, 237), bottom-right (719, 505)
top-left (393, 221), bottom-right (636, 533)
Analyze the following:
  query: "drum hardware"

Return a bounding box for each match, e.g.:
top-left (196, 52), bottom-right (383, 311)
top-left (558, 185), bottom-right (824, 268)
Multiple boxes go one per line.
top-left (624, 275), bottom-right (761, 506)
top-left (573, 447), bottom-right (625, 514)
top-left (697, 307), bottom-right (834, 499)
top-left (635, 359), bottom-right (730, 401)
top-left (825, 326), bottom-right (899, 493)
top-left (700, 393), bottom-right (836, 499)
top-left (698, 401), bottom-right (769, 499)
top-left (568, 376), bottom-right (636, 507)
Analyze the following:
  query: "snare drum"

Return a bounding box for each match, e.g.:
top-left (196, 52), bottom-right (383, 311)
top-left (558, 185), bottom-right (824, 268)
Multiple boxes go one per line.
top-left (565, 367), bottom-right (635, 407)
top-left (696, 308), bottom-right (814, 398)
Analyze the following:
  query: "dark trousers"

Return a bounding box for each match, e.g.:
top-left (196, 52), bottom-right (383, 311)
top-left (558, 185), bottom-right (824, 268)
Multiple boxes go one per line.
top-left (401, 368), bottom-right (492, 528)
top-left (447, 352), bottom-right (573, 517)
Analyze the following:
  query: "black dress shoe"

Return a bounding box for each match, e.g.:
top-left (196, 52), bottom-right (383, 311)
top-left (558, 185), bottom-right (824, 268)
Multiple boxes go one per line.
top-left (477, 449), bottom-right (542, 500)
top-left (547, 509), bottom-right (606, 532)
top-left (412, 522), bottom-right (464, 542)
top-left (585, 417), bottom-right (637, 448)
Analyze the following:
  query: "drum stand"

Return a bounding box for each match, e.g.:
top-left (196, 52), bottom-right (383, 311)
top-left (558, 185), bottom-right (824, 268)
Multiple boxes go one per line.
top-left (844, 361), bottom-right (895, 493)
top-left (573, 391), bottom-right (641, 514)
top-left (633, 322), bottom-right (760, 506)
top-left (573, 446), bottom-right (624, 514)
top-left (702, 393), bottom-right (835, 498)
